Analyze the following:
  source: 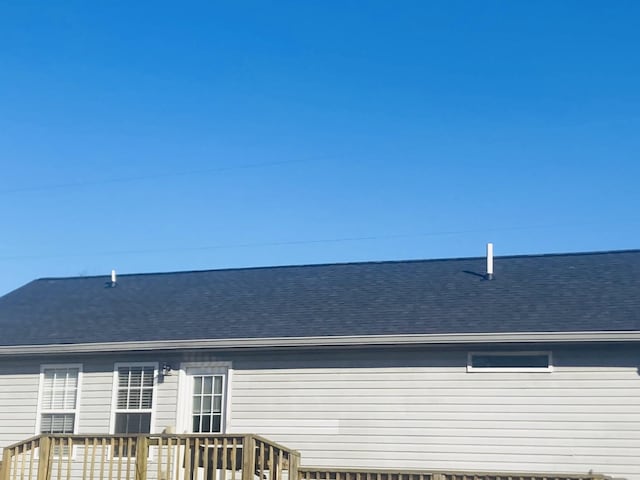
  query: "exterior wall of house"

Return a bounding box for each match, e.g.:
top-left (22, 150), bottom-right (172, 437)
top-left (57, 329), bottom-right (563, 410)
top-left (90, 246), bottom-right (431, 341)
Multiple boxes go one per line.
top-left (0, 344), bottom-right (638, 479)
top-left (226, 345), bottom-right (640, 479)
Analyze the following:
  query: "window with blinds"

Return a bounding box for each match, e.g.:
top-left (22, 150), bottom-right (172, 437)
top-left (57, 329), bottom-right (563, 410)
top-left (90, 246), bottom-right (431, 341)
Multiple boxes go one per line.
top-left (113, 365), bottom-right (155, 435)
top-left (38, 366), bottom-right (81, 437)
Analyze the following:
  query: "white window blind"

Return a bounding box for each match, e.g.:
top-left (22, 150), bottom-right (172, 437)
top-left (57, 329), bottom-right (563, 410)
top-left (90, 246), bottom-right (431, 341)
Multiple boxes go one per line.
top-left (40, 414), bottom-right (75, 433)
top-left (116, 366), bottom-right (154, 410)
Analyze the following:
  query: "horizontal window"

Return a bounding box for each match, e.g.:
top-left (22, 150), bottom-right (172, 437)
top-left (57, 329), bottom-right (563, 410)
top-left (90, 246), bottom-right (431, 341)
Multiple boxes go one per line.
top-left (467, 352), bottom-right (552, 372)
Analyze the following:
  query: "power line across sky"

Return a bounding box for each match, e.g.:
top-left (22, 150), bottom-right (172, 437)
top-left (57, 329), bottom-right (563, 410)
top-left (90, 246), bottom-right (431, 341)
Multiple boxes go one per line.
top-left (0, 220), bottom-right (633, 262)
top-left (0, 158), bottom-right (315, 195)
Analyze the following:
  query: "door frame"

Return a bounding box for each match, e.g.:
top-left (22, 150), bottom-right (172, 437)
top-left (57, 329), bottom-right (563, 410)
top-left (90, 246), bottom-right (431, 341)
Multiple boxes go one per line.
top-left (175, 361), bottom-right (233, 434)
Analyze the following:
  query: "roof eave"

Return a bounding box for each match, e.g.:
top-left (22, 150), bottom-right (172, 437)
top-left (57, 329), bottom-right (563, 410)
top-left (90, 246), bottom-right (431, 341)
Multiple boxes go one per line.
top-left (0, 331), bottom-right (639, 356)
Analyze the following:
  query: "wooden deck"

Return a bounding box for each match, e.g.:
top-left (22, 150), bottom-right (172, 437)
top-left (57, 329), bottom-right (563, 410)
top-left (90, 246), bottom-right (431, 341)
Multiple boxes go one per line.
top-left (0, 435), bottom-right (611, 480)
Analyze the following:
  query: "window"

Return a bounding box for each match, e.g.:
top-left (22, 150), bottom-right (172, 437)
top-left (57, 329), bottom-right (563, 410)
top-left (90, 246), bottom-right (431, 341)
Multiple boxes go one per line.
top-left (191, 375), bottom-right (224, 433)
top-left (37, 365), bottom-right (81, 435)
top-left (113, 364), bottom-right (156, 433)
top-left (467, 352), bottom-right (552, 372)
top-left (111, 364), bottom-right (156, 455)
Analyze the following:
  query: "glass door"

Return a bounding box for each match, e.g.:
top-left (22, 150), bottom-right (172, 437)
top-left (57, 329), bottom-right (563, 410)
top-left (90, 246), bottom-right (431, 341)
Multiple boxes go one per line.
top-left (190, 374), bottom-right (225, 433)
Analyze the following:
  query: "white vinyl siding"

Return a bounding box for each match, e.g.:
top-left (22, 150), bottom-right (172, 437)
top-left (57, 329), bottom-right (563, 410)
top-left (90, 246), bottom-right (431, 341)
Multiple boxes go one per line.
top-left (152, 368), bottom-right (179, 433)
top-left (229, 362), bottom-right (640, 479)
top-left (77, 365), bottom-right (116, 434)
top-left (0, 361), bottom-right (42, 446)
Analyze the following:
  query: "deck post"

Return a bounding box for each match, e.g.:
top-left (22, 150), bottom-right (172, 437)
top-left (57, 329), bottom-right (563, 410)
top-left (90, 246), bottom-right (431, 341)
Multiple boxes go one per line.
top-left (289, 452), bottom-right (301, 480)
top-left (36, 437), bottom-right (51, 480)
top-left (135, 436), bottom-right (149, 480)
top-left (1, 447), bottom-right (12, 480)
top-left (242, 436), bottom-right (256, 480)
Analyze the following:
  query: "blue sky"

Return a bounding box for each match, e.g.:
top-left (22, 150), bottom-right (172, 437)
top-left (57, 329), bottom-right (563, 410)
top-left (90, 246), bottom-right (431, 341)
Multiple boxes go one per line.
top-left (1, 1), bottom-right (639, 295)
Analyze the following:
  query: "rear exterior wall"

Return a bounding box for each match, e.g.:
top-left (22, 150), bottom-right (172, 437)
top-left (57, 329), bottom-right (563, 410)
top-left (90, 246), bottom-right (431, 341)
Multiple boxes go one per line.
top-left (0, 344), bottom-right (637, 479)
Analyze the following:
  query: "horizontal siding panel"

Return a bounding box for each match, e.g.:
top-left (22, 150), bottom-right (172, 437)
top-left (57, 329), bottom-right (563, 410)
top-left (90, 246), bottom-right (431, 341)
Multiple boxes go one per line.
top-left (234, 366), bottom-right (636, 382)
top-left (233, 404), bottom-right (640, 415)
top-left (300, 458), bottom-right (640, 477)
top-left (232, 412), bottom-right (640, 422)
top-left (301, 448), bottom-right (640, 464)
top-left (0, 391), bottom-right (41, 399)
top-left (286, 435), bottom-right (640, 448)
top-left (0, 426), bottom-right (38, 435)
top-left (0, 405), bottom-right (38, 414)
top-left (276, 441), bottom-right (640, 456)
top-left (0, 386), bottom-right (40, 394)
top-left (80, 385), bottom-right (113, 394)
top-left (236, 395), bottom-right (635, 405)
top-left (78, 405), bottom-right (113, 413)
top-left (233, 379), bottom-right (640, 389)
top-left (265, 428), bottom-right (640, 440)
top-left (232, 420), bottom-right (640, 431)
top-left (231, 389), bottom-right (638, 399)
top-left (300, 457), bottom-right (640, 475)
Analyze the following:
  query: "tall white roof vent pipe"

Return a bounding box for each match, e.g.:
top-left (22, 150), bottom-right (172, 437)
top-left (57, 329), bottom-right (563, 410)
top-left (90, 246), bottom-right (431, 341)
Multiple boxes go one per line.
top-left (486, 243), bottom-right (494, 280)
top-left (111, 269), bottom-right (117, 287)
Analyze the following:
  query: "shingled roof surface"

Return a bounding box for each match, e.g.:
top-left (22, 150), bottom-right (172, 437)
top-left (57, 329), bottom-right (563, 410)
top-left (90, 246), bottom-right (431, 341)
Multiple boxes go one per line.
top-left (0, 250), bottom-right (638, 346)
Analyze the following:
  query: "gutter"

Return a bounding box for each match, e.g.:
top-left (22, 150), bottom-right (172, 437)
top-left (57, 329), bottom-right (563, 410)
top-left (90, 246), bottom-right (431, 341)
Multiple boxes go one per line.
top-left (0, 331), bottom-right (638, 356)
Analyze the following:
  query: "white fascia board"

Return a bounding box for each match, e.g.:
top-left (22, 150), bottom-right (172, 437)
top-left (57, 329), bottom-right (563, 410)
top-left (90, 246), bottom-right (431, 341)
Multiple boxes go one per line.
top-left (0, 331), bottom-right (639, 356)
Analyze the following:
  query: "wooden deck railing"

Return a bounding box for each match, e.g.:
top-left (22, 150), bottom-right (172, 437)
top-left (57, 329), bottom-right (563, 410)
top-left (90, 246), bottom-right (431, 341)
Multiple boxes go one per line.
top-left (297, 467), bottom-right (612, 480)
top-left (0, 434), bottom-right (299, 480)
top-left (0, 435), bottom-right (611, 480)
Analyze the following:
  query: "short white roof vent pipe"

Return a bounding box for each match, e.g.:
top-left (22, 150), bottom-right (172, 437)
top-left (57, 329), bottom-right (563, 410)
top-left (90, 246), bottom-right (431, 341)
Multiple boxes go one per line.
top-left (111, 269), bottom-right (117, 287)
top-left (486, 243), bottom-right (494, 280)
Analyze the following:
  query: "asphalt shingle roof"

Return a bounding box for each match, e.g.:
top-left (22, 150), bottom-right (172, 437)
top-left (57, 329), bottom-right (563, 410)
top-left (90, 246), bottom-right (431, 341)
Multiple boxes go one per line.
top-left (0, 249), bottom-right (639, 346)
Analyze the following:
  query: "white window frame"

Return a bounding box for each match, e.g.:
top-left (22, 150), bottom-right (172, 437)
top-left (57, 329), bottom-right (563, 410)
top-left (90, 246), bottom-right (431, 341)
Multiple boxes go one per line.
top-left (35, 364), bottom-right (83, 459)
top-left (109, 362), bottom-right (159, 436)
top-left (176, 362), bottom-right (231, 434)
top-left (35, 363), bottom-right (83, 436)
top-left (467, 351), bottom-right (553, 373)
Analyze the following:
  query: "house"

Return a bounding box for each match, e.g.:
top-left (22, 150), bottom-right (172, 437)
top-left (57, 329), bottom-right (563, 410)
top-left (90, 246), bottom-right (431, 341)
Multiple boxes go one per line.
top-left (0, 248), bottom-right (638, 480)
